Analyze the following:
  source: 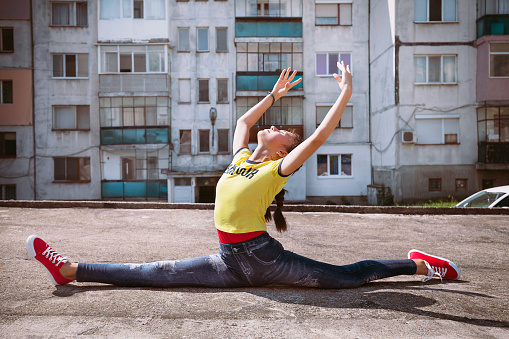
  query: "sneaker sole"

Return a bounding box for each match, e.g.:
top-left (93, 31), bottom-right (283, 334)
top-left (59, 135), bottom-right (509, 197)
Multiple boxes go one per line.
top-left (26, 234), bottom-right (59, 285)
top-left (408, 249), bottom-right (461, 280)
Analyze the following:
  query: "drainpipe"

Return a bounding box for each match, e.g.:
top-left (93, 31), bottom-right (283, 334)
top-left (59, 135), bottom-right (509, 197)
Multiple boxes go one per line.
top-left (368, 0), bottom-right (373, 186)
top-left (30, 0), bottom-right (37, 200)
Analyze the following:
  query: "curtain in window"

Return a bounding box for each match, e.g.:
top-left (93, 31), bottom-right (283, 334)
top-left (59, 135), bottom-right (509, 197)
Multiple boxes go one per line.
top-left (77, 2), bottom-right (88, 26)
top-left (329, 155), bottom-right (339, 175)
top-left (428, 56), bottom-right (441, 82)
top-left (78, 54), bottom-right (88, 77)
top-left (101, 0), bottom-right (121, 19)
top-left (79, 158), bottom-right (91, 181)
top-left (341, 155), bottom-right (352, 176)
top-left (54, 107), bottom-right (76, 129)
top-left (217, 28), bottom-right (228, 52)
top-left (442, 56), bottom-right (456, 83)
top-left (148, 45), bottom-right (164, 72)
top-left (145, 0), bottom-right (165, 19)
top-left (178, 29), bottom-right (189, 51)
top-left (414, 56), bottom-right (426, 82)
top-left (198, 29), bottom-right (209, 51)
top-left (414, 0), bottom-right (427, 21)
top-left (77, 106), bottom-right (90, 129)
top-left (316, 4), bottom-right (338, 25)
top-left (316, 53), bottom-right (327, 75)
top-left (443, 0), bottom-right (456, 21)
top-left (328, 53), bottom-right (339, 75)
top-left (52, 3), bottom-right (70, 25)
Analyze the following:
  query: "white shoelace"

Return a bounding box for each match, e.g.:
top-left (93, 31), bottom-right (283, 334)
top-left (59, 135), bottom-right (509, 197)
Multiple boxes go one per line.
top-left (422, 260), bottom-right (446, 282)
top-left (42, 246), bottom-right (68, 266)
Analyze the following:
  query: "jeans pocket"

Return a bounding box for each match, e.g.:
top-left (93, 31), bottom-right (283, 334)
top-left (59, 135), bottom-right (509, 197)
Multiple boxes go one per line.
top-left (248, 238), bottom-right (284, 265)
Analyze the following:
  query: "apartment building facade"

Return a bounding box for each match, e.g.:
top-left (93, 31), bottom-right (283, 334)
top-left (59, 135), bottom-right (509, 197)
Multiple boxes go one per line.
top-left (2, 0), bottom-right (506, 204)
top-left (0, 0), bottom-right (34, 200)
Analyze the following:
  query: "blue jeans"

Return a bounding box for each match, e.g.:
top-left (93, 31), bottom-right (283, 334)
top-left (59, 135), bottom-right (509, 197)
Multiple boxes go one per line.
top-left (76, 233), bottom-right (416, 289)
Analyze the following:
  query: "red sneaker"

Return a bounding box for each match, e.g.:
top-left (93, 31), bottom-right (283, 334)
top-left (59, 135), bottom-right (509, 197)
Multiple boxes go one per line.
top-left (26, 235), bottom-right (73, 285)
top-left (408, 249), bottom-right (461, 281)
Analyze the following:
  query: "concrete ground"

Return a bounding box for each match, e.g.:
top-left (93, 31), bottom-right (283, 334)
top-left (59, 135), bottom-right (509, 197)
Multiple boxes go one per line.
top-left (1, 207), bottom-right (508, 338)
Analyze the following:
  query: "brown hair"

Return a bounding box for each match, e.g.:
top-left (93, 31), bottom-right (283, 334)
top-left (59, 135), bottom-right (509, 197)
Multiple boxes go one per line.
top-left (264, 130), bottom-right (302, 232)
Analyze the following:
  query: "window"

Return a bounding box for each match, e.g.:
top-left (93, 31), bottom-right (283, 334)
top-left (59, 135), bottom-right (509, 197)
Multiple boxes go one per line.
top-left (217, 79), bottom-right (228, 103)
top-left (52, 54), bottom-right (88, 78)
top-left (0, 28), bottom-right (14, 52)
top-left (316, 53), bottom-right (351, 76)
top-left (179, 130), bottom-right (191, 154)
top-left (100, 0), bottom-right (165, 19)
top-left (317, 154), bottom-right (352, 177)
top-left (0, 132), bottom-right (16, 157)
top-left (237, 42), bottom-right (303, 72)
top-left (490, 43), bottom-right (509, 78)
top-left (429, 178), bottom-right (442, 191)
top-left (54, 157), bottom-right (91, 182)
top-left (414, 0), bottom-right (456, 22)
top-left (216, 28), bottom-right (228, 52)
top-left (414, 55), bottom-right (456, 84)
top-left (199, 130), bottom-right (210, 153)
top-left (218, 129), bottom-right (229, 153)
top-left (51, 2), bottom-right (88, 26)
top-left (100, 45), bottom-right (165, 73)
top-left (198, 79), bottom-right (209, 102)
top-left (0, 185), bottom-right (16, 200)
top-left (315, 3), bottom-right (352, 26)
top-left (197, 28), bottom-right (209, 52)
top-left (455, 178), bottom-right (467, 191)
top-left (415, 115), bottom-right (460, 144)
top-left (178, 28), bottom-right (190, 52)
top-left (99, 96), bottom-right (168, 127)
top-left (53, 106), bottom-right (90, 130)
top-left (477, 0), bottom-right (509, 18)
top-left (316, 105), bottom-right (353, 128)
top-left (0, 80), bottom-right (13, 104)
top-left (179, 79), bottom-right (191, 103)
top-left (477, 106), bottom-right (509, 143)
top-left (236, 97), bottom-right (303, 126)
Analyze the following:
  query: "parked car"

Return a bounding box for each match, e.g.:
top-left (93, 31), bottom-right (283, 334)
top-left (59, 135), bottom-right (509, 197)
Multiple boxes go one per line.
top-left (456, 185), bottom-right (509, 208)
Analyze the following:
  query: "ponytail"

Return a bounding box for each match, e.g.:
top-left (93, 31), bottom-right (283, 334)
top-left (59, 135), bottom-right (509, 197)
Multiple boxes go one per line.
top-left (265, 189), bottom-right (288, 232)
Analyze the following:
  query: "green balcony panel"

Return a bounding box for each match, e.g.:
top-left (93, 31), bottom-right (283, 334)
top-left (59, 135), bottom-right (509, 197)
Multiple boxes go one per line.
top-left (101, 129), bottom-right (122, 145)
top-left (237, 75), bottom-right (302, 91)
top-left (123, 128), bottom-right (146, 144)
top-left (102, 182), bottom-right (124, 197)
top-left (477, 16), bottom-right (509, 38)
top-left (146, 128), bottom-right (169, 143)
top-left (236, 22), bottom-right (302, 37)
top-left (124, 182), bottom-right (147, 197)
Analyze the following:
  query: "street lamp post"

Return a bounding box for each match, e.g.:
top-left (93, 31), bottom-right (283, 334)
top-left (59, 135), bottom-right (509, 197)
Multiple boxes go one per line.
top-left (209, 107), bottom-right (217, 146)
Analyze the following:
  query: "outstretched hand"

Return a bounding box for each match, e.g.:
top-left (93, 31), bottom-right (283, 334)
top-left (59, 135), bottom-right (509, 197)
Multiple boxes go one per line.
top-left (271, 68), bottom-right (302, 100)
top-left (333, 61), bottom-right (352, 92)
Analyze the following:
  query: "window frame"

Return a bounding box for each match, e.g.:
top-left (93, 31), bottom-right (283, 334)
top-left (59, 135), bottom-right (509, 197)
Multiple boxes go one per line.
top-left (428, 178), bottom-right (442, 192)
top-left (413, 55), bottom-right (457, 84)
top-left (0, 80), bottom-right (13, 104)
top-left (316, 104), bottom-right (353, 129)
top-left (53, 157), bottom-right (91, 183)
top-left (216, 27), bottom-right (228, 52)
top-left (99, 45), bottom-right (166, 74)
top-left (415, 114), bottom-right (460, 145)
top-left (316, 154), bottom-right (353, 178)
top-left (99, 96), bottom-right (169, 128)
top-left (0, 27), bottom-right (14, 53)
top-left (315, 3), bottom-right (352, 26)
top-left (0, 132), bottom-right (16, 158)
top-left (0, 184), bottom-right (16, 200)
top-left (52, 105), bottom-right (91, 131)
top-left (52, 53), bottom-right (89, 79)
top-left (217, 129), bottom-right (229, 153)
top-left (178, 27), bottom-right (190, 52)
top-left (198, 129), bottom-right (210, 153)
top-left (489, 42), bottom-right (509, 79)
top-left (179, 129), bottom-right (192, 154)
top-left (414, 0), bottom-right (457, 23)
top-left (217, 79), bottom-right (228, 103)
top-left (316, 52), bottom-right (352, 77)
top-left (236, 42), bottom-right (304, 73)
top-left (50, 1), bottom-right (88, 27)
top-left (198, 79), bottom-right (210, 103)
top-left (197, 27), bottom-right (209, 52)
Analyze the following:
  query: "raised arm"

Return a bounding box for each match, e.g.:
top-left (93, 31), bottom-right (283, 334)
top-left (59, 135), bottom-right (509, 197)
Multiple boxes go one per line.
top-left (232, 68), bottom-right (302, 152)
top-left (280, 61), bottom-right (352, 176)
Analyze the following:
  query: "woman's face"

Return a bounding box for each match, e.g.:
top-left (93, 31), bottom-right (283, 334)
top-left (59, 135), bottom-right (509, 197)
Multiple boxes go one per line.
top-left (257, 126), bottom-right (295, 155)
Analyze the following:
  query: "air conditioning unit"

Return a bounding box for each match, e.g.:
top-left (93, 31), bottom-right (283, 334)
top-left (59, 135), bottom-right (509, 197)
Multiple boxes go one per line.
top-left (401, 131), bottom-right (417, 144)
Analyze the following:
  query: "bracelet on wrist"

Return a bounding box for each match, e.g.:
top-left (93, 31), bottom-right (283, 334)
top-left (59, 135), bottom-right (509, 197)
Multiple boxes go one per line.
top-left (267, 92), bottom-right (275, 106)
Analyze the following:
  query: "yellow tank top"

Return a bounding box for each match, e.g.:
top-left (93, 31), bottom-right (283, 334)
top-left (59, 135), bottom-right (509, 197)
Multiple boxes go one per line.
top-left (214, 148), bottom-right (290, 233)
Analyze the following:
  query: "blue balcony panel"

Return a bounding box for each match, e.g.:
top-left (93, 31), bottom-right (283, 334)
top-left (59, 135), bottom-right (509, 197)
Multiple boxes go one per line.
top-left (102, 181), bottom-right (168, 199)
top-left (101, 128), bottom-right (169, 145)
top-left (237, 75), bottom-right (303, 91)
top-left (236, 22), bottom-right (302, 37)
top-left (477, 15), bottom-right (509, 38)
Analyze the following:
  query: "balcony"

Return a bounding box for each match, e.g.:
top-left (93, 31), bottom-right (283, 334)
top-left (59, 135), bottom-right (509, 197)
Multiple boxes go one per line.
top-left (477, 15), bottom-right (509, 39)
top-left (236, 73), bottom-right (302, 91)
top-left (101, 127), bottom-right (168, 145)
top-left (478, 142), bottom-right (509, 170)
top-left (235, 18), bottom-right (302, 37)
top-left (102, 181), bottom-right (168, 200)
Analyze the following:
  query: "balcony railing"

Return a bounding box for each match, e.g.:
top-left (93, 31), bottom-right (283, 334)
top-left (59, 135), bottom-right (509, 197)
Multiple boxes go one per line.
top-left (478, 142), bottom-right (509, 164)
top-left (477, 15), bottom-right (509, 38)
top-left (237, 74), bottom-right (303, 91)
top-left (102, 181), bottom-right (168, 199)
top-left (101, 127), bottom-right (168, 145)
top-left (235, 19), bottom-right (302, 37)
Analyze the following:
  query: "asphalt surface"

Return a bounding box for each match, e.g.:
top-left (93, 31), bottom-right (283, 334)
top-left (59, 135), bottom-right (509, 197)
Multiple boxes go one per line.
top-left (1, 207), bottom-right (508, 338)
